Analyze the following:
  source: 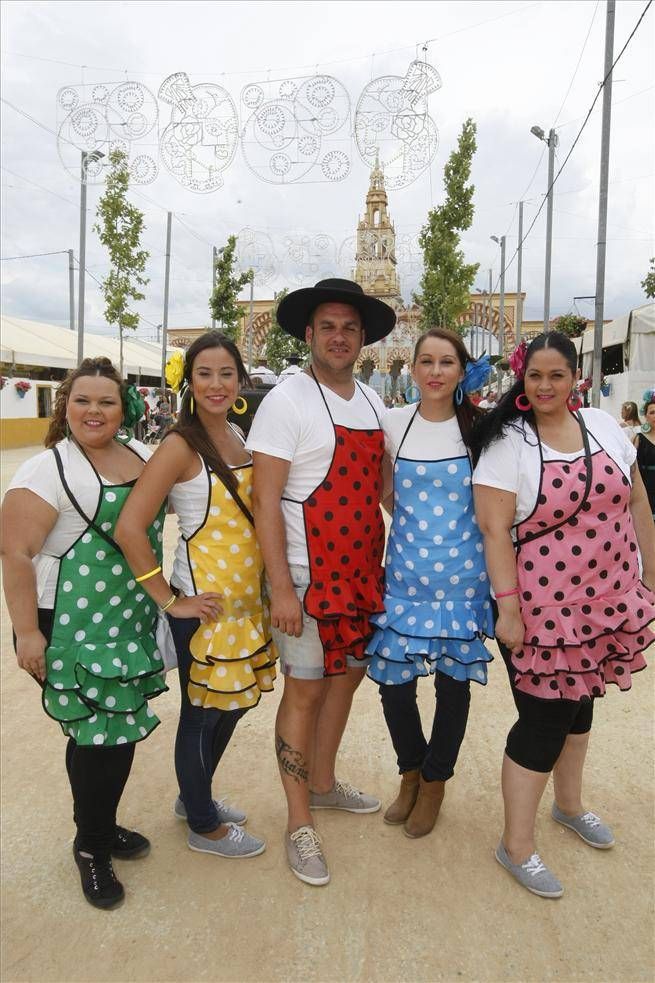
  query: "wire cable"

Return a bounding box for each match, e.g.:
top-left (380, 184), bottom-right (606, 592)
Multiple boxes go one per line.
top-left (1, 249), bottom-right (71, 261)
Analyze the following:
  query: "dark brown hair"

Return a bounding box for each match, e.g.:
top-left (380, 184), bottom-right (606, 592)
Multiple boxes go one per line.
top-left (168, 331), bottom-right (250, 496)
top-left (45, 357), bottom-right (125, 448)
top-left (621, 401), bottom-right (640, 425)
top-left (412, 327), bottom-right (482, 446)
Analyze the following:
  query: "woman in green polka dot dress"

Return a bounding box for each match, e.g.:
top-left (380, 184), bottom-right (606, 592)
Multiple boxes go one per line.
top-left (1, 358), bottom-right (167, 910)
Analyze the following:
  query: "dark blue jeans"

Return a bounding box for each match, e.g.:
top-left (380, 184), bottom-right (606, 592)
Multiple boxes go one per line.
top-left (169, 615), bottom-right (245, 834)
top-left (379, 670), bottom-right (471, 782)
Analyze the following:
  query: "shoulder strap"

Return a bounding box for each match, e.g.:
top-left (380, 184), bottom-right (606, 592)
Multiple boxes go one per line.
top-left (52, 447), bottom-right (122, 553)
top-left (515, 412), bottom-right (593, 549)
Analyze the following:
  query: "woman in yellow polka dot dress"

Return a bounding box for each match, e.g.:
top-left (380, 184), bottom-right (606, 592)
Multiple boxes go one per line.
top-left (116, 332), bottom-right (276, 859)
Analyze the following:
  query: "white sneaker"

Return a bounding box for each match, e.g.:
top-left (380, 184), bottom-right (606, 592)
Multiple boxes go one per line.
top-left (286, 826), bottom-right (330, 886)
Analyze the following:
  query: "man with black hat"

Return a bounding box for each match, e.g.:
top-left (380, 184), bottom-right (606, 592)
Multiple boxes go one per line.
top-left (247, 278), bottom-right (396, 886)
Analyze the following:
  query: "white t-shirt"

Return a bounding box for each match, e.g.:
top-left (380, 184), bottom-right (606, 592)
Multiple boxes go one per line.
top-left (246, 372), bottom-right (385, 565)
top-left (383, 404), bottom-right (467, 462)
top-left (6, 437), bottom-right (151, 607)
top-left (473, 407), bottom-right (636, 526)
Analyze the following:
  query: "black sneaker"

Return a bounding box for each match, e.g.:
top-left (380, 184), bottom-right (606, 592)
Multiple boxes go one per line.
top-left (111, 826), bottom-right (150, 859)
top-left (73, 846), bottom-right (125, 909)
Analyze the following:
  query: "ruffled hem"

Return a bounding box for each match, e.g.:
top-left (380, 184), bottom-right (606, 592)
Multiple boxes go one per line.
top-left (188, 615), bottom-right (278, 710)
top-left (63, 707), bottom-right (160, 746)
top-left (44, 638), bottom-right (167, 730)
top-left (512, 625), bottom-right (652, 701)
top-left (371, 595), bottom-right (494, 642)
top-left (303, 570), bottom-right (384, 674)
top-left (520, 582), bottom-right (654, 650)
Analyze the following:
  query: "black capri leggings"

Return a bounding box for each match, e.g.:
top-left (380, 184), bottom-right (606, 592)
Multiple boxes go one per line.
top-left (498, 639), bottom-right (594, 773)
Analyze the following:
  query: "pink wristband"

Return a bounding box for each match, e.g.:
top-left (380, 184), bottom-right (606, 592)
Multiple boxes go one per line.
top-left (495, 587), bottom-right (520, 599)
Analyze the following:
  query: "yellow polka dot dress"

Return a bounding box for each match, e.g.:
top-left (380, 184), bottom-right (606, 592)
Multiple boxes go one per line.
top-left (187, 464), bottom-right (277, 711)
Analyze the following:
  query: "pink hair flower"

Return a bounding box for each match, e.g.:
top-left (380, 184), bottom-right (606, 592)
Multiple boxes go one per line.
top-left (508, 340), bottom-right (528, 380)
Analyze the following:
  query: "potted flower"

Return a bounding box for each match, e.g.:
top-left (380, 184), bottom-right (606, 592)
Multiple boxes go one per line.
top-left (14, 380), bottom-right (32, 398)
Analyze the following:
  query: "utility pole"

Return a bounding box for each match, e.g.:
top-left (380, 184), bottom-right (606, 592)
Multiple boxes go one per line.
top-left (516, 201), bottom-right (524, 343)
top-left (211, 246), bottom-right (217, 331)
top-left (543, 129), bottom-right (558, 331)
top-left (499, 236), bottom-right (506, 390)
top-left (487, 267), bottom-right (493, 356)
top-left (246, 272), bottom-right (255, 370)
top-left (592, 0), bottom-right (615, 409)
top-left (161, 211), bottom-right (172, 393)
top-left (68, 249), bottom-right (75, 332)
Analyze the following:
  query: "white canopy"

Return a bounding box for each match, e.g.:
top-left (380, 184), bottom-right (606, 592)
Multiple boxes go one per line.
top-left (579, 303), bottom-right (654, 356)
top-left (0, 315), bottom-right (180, 377)
top-left (249, 366), bottom-right (278, 385)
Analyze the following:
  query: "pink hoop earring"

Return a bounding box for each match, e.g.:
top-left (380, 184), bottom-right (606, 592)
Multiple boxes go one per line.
top-left (514, 393), bottom-right (531, 412)
top-left (567, 392), bottom-right (582, 411)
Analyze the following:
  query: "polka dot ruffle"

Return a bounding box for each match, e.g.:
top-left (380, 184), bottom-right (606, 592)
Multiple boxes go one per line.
top-left (188, 616), bottom-right (276, 711)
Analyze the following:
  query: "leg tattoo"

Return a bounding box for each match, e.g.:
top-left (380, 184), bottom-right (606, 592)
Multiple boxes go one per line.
top-left (275, 733), bottom-right (309, 784)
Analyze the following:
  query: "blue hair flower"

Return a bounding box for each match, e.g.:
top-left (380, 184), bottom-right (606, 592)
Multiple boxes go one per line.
top-left (462, 354), bottom-right (492, 394)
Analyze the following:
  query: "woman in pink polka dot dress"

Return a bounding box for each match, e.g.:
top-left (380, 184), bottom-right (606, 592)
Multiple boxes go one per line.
top-left (473, 331), bottom-right (655, 899)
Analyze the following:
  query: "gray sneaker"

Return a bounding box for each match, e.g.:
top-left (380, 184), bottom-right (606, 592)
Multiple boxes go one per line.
top-left (309, 779), bottom-right (381, 814)
top-left (551, 804), bottom-right (615, 848)
top-left (188, 824), bottom-right (265, 858)
top-left (286, 826), bottom-right (330, 886)
top-left (495, 840), bottom-right (563, 898)
top-left (174, 796), bottom-right (247, 826)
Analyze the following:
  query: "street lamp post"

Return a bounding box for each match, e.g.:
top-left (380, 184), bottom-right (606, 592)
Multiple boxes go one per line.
top-left (77, 149), bottom-right (104, 365)
top-left (491, 235), bottom-right (506, 388)
top-left (531, 125), bottom-right (559, 331)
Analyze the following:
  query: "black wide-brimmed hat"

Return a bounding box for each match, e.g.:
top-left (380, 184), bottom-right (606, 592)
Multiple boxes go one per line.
top-left (277, 278), bottom-right (396, 345)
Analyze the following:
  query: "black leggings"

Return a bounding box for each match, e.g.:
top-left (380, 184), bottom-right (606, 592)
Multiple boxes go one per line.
top-left (65, 738), bottom-right (135, 856)
top-left (498, 639), bottom-right (594, 773)
top-left (379, 670), bottom-right (471, 782)
top-left (24, 610), bottom-right (138, 858)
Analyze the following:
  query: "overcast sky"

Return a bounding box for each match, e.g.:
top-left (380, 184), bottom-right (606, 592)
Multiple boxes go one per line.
top-left (1, 0), bottom-right (654, 341)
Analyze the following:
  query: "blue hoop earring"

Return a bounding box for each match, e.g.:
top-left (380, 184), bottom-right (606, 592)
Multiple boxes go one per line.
top-left (455, 384), bottom-right (464, 406)
top-left (404, 385), bottom-right (420, 404)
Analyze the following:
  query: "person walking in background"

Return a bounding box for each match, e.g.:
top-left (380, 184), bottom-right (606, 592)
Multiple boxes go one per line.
top-left (633, 389), bottom-right (655, 520)
top-left (116, 332), bottom-right (276, 861)
top-left (247, 279), bottom-right (395, 886)
top-left (1, 358), bottom-right (166, 910)
top-left (472, 332), bottom-right (655, 899)
top-left (619, 400), bottom-right (641, 436)
top-left (368, 329), bottom-right (494, 838)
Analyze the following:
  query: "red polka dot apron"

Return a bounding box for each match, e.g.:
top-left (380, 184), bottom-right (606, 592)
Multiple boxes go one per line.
top-left (512, 416), bottom-right (653, 700)
top-left (285, 369), bottom-right (385, 676)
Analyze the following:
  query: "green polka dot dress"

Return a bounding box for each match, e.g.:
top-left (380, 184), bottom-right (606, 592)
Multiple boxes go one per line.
top-left (43, 450), bottom-right (167, 747)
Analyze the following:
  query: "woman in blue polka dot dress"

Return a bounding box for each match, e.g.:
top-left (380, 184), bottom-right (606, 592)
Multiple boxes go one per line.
top-left (1, 358), bottom-right (166, 910)
top-left (367, 328), bottom-right (494, 837)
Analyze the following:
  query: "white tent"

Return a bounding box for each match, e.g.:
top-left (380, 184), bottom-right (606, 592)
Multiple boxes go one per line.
top-left (0, 315), bottom-right (180, 378)
top-left (577, 303), bottom-right (655, 416)
top-left (249, 366), bottom-right (278, 385)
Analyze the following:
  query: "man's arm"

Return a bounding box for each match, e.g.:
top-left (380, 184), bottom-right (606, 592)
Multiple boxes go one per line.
top-left (252, 452), bottom-right (303, 637)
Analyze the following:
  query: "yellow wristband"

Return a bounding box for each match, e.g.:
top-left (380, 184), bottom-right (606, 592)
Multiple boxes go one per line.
top-left (159, 594), bottom-right (177, 613)
top-left (135, 565), bottom-right (162, 583)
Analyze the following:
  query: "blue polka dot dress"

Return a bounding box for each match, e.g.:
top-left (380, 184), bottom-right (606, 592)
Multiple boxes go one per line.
top-left (367, 409), bottom-right (494, 686)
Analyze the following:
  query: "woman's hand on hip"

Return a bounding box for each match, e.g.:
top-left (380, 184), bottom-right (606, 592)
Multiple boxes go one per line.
top-left (169, 592), bottom-right (223, 622)
top-left (495, 610), bottom-right (525, 656)
top-left (15, 630), bottom-right (47, 682)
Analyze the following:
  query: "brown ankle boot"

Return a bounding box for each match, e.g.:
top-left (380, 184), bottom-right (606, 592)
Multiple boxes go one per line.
top-left (403, 776), bottom-right (445, 838)
top-left (383, 770), bottom-right (420, 825)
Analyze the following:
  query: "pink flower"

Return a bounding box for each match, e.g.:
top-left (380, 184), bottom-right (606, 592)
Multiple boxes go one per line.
top-left (508, 340), bottom-right (528, 380)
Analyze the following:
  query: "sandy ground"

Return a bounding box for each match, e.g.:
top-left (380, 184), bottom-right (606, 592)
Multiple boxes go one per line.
top-left (1, 446), bottom-right (654, 983)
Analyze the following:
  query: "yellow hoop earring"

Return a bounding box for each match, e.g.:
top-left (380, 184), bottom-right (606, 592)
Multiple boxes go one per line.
top-left (232, 396), bottom-right (248, 415)
top-left (189, 395), bottom-right (195, 415)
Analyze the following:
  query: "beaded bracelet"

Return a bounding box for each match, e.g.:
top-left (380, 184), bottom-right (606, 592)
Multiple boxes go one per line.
top-left (135, 565), bottom-right (162, 583)
top-left (159, 594), bottom-right (177, 613)
top-left (495, 587), bottom-right (520, 599)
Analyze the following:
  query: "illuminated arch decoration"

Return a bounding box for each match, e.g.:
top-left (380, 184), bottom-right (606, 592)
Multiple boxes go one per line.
top-left (236, 228), bottom-right (277, 286)
top-left (240, 74), bottom-right (351, 184)
top-left (282, 233), bottom-right (337, 285)
top-left (354, 60), bottom-right (441, 190)
top-left (56, 81), bottom-right (159, 185)
top-left (158, 73), bottom-right (238, 192)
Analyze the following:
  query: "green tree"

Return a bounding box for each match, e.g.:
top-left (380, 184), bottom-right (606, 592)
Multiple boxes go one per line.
top-left (264, 288), bottom-right (309, 374)
top-left (209, 235), bottom-right (253, 342)
top-left (415, 118), bottom-right (479, 334)
top-left (641, 257), bottom-right (655, 299)
top-left (94, 148), bottom-right (149, 376)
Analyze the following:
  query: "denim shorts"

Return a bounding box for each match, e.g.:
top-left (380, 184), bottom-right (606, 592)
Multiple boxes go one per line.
top-left (269, 564), bottom-right (371, 680)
